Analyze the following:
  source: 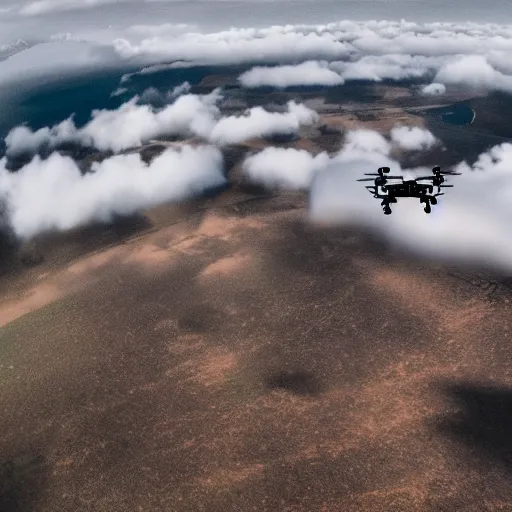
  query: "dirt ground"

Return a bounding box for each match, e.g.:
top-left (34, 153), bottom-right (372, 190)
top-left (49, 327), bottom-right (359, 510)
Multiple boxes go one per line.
top-left (2, 191), bottom-right (512, 512)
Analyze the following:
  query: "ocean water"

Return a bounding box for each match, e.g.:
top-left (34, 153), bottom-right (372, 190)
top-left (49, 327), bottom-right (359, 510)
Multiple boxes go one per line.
top-left (0, 63), bottom-right (412, 147)
top-left (427, 103), bottom-right (475, 126)
top-left (0, 64), bottom-right (249, 146)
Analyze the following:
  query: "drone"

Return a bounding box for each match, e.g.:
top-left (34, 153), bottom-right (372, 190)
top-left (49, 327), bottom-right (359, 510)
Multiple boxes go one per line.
top-left (357, 166), bottom-right (460, 215)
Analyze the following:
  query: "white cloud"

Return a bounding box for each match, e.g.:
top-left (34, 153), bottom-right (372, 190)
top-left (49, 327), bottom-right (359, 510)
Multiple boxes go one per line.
top-left (137, 86), bottom-right (163, 104)
top-left (112, 28), bottom-right (350, 66)
top-left (0, 39), bottom-right (31, 59)
top-left (6, 20), bottom-right (512, 93)
top-left (5, 90), bottom-right (220, 155)
top-left (110, 86), bottom-right (128, 97)
top-left (238, 60), bottom-right (344, 88)
top-left (208, 101), bottom-right (318, 145)
top-left (343, 129), bottom-right (391, 155)
top-left (79, 91), bottom-right (221, 152)
top-left (169, 81), bottom-right (191, 98)
top-left (135, 82), bottom-right (191, 105)
top-left (5, 118), bottom-right (79, 156)
top-left (435, 54), bottom-right (512, 92)
top-left (421, 82), bottom-right (446, 95)
top-left (309, 139), bottom-right (512, 272)
top-left (309, 151), bottom-right (401, 225)
top-left (0, 40), bottom-right (124, 88)
top-left (4, 12), bottom-right (512, 271)
top-left (120, 62), bottom-right (192, 84)
top-left (124, 23), bottom-right (196, 38)
top-left (241, 128), bottom-right (398, 192)
top-left (242, 147), bottom-right (330, 189)
top-left (390, 126), bottom-right (438, 151)
top-left (344, 22), bottom-right (512, 58)
top-left (105, 20), bottom-right (512, 92)
top-left (236, 127), bottom-right (512, 272)
top-left (0, 144), bottom-right (225, 239)
top-left (330, 54), bottom-right (447, 82)
top-left (5, 91), bottom-right (318, 154)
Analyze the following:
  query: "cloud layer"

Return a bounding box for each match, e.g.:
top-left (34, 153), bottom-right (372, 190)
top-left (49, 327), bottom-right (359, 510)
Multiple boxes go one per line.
top-left (4, 112), bottom-right (512, 274)
top-left (106, 20), bottom-right (512, 94)
top-left (208, 100), bottom-right (318, 145)
top-left (242, 126), bottom-right (438, 190)
top-left (241, 126), bottom-right (439, 189)
top-left (4, 14), bottom-right (512, 270)
top-left (421, 82), bottom-right (446, 95)
top-left (243, 147), bottom-right (330, 190)
top-left (238, 126), bottom-right (512, 272)
top-left (390, 126), bottom-right (438, 151)
top-left (0, 144), bottom-right (225, 239)
top-left (5, 90), bottom-right (319, 155)
top-left (238, 60), bottom-right (344, 88)
top-left (5, 19), bottom-right (512, 94)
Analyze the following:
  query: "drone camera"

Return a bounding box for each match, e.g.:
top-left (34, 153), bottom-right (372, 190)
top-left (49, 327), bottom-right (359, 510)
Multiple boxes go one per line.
top-left (379, 167), bottom-right (391, 174)
top-left (432, 166), bottom-right (441, 173)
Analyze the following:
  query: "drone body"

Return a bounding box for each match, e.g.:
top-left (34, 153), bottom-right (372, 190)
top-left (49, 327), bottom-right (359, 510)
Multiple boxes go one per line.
top-left (358, 166), bottom-right (459, 215)
top-left (382, 180), bottom-right (433, 197)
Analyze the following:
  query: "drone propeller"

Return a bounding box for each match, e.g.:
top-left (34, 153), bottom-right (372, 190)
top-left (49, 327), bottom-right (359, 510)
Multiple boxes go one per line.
top-left (357, 176), bottom-right (403, 181)
top-left (415, 173), bottom-right (460, 181)
top-left (439, 184), bottom-right (454, 188)
top-left (434, 170), bottom-right (461, 175)
top-left (362, 172), bottom-right (403, 176)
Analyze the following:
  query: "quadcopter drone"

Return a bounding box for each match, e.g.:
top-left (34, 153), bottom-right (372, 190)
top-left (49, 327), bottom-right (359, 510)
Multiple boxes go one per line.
top-left (357, 166), bottom-right (460, 215)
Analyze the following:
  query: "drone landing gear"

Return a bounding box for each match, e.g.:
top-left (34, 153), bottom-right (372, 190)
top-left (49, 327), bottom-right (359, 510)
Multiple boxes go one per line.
top-left (420, 196), bottom-right (433, 214)
top-left (381, 198), bottom-right (393, 215)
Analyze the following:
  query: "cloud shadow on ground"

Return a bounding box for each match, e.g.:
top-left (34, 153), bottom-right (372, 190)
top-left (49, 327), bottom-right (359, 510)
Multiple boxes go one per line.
top-left (436, 382), bottom-right (512, 473)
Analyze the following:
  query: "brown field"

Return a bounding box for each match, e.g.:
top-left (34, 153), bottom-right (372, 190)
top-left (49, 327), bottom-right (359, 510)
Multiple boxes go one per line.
top-left (1, 81), bottom-right (511, 511)
top-left (319, 111), bottom-right (426, 134)
top-left (2, 189), bottom-right (512, 512)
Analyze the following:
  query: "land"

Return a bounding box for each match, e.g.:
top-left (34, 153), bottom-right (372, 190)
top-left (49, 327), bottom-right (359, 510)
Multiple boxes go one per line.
top-left (2, 80), bottom-right (512, 512)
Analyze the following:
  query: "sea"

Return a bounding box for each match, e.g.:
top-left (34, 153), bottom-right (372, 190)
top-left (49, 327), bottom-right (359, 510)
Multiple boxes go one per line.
top-left (0, 64), bottom-right (238, 152)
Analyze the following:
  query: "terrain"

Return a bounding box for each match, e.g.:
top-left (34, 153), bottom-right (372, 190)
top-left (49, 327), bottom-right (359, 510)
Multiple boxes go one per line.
top-left (2, 79), bottom-right (512, 511)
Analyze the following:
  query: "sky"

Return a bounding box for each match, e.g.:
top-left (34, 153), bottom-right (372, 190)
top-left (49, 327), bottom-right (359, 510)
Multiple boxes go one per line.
top-left (3, 0), bottom-right (512, 272)
top-left (2, 0), bottom-right (512, 36)
top-left (3, 1), bottom-right (512, 88)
